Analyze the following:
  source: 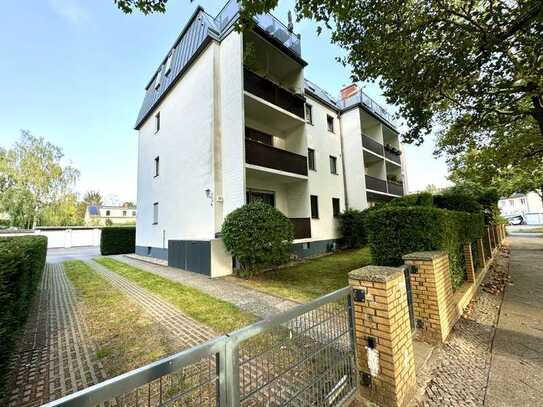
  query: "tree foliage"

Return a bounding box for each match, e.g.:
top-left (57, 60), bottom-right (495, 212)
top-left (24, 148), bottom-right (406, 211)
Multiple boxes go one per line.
top-left (0, 131), bottom-right (80, 228)
top-left (221, 201), bottom-right (294, 277)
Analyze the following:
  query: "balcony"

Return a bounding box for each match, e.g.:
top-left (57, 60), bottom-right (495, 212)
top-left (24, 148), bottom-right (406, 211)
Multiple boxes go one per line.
top-left (387, 181), bottom-right (404, 196)
top-left (365, 175), bottom-right (387, 193)
top-left (290, 218), bottom-right (311, 239)
top-left (244, 68), bottom-right (305, 119)
top-left (245, 139), bottom-right (308, 177)
top-left (384, 145), bottom-right (401, 165)
top-left (362, 134), bottom-right (384, 156)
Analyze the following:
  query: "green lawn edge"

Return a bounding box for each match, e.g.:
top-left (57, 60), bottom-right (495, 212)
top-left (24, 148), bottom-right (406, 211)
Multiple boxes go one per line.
top-left (94, 257), bottom-right (258, 333)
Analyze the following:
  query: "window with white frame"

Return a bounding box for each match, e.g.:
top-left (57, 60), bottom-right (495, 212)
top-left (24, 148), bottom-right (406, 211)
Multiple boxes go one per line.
top-left (165, 50), bottom-right (174, 75)
top-left (155, 112), bottom-right (160, 133)
top-left (154, 156), bottom-right (160, 177)
top-left (154, 69), bottom-right (162, 89)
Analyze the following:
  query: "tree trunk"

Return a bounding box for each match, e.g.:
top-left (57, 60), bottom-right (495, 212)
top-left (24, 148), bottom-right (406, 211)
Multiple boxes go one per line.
top-left (532, 95), bottom-right (543, 140)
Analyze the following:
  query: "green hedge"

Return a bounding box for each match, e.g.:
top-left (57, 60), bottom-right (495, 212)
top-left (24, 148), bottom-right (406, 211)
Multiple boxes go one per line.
top-left (389, 192), bottom-right (434, 208)
top-left (367, 207), bottom-right (484, 288)
top-left (338, 209), bottom-right (370, 248)
top-left (0, 235), bottom-right (47, 387)
top-left (100, 227), bottom-right (136, 255)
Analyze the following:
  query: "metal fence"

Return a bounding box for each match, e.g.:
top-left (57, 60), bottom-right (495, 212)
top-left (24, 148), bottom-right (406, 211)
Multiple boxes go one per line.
top-left (43, 287), bottom-right (358, 407)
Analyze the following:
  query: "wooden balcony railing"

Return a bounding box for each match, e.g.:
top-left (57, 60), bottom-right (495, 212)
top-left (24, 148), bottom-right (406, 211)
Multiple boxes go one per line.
top-left (244, 68), bottom-right (305, 119)
top-left (365, 175), bottom-right (387, 193)
top-left (290, 218), bottom-right (311, 239)
top-left (245, 139), bottom-right (308, 176)
top-left (387, 181), bottom-right (404, 196)
top-left (362, 134), bottom-right (384, 156)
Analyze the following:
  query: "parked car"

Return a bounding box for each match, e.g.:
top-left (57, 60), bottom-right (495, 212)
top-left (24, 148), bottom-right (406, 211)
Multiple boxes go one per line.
top-left (507, 215), bottom-right (525, 225)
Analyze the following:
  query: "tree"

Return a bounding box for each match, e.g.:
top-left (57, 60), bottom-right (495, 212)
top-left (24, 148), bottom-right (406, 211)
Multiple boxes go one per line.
top-left (40, 193), bottom-right (84, 226)
top-left (83, 190), bottom-right (103, 206)
top-left (0, 131), bottom-right (80, 228)
top-left (114, 1), bottom-right (543, 146)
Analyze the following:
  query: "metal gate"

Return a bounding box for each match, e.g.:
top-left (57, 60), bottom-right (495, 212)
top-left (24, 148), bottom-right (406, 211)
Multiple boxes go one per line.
top-left (43, 287), bottom-right (358, 407)
top-left (403, 266), bottom-right (416, 331)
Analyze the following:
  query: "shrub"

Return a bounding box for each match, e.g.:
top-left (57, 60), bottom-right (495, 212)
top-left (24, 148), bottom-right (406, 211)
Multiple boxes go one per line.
top-left (221, 201), bottom-right (294, 277)
top-left (367, 207), bottom-right (484, 289)
top-left (389, 192), bottom-right (433, 207)
top-left (433, 191), bottom-right (482, 213)
top-left (100, 227), bottom-right (136, 255)
top-left (338, 209), bottom-right (369, 248)
top-left (0, 235), bottom-right (47, 388)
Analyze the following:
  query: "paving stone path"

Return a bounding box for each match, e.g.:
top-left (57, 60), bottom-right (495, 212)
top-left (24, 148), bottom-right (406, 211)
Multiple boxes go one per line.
top-left (86, 260), bottom-right (215, 347)
top-left (114, 255), bottom-right (298, 318)
top-left (3, 263), bottom-right (106, 407)
top-left (415, 248), bottom-right (509, 406)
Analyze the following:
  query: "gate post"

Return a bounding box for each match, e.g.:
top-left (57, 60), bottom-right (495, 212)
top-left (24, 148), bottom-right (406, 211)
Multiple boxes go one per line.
top-left (348, 266), bottom-right (416, 407)
top-left (463, 242), bottom-right (476, 282)
top-left (403, 251), bottom-right (457, 343)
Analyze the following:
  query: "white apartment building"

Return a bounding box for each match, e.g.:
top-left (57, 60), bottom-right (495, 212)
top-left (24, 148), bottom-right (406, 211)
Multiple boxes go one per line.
top-left (84, 205), bottom-right (137, 226)
top-left (498, 192), bottom-right (543, 224)
top-left (134, 1), bottom-right (408, 276)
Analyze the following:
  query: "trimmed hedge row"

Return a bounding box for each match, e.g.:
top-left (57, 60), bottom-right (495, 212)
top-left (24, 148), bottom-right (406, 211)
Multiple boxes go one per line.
top-left (367, 207), bottom-right (485, 288)
top-left (338, 209), bottom-right (370, 248)
top-left (100, 227), bottom-right (136, 255)
top-left (0, 235), bottom-right (47, 387)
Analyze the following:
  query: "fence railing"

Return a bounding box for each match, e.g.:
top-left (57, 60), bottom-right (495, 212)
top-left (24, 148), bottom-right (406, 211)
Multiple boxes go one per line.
top-left (43, 287), bottom-right (357, 407)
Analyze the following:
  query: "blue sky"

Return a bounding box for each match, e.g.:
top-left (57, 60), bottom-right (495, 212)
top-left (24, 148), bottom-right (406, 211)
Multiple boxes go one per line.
top-left (0, 0), bottom-right (449, 203)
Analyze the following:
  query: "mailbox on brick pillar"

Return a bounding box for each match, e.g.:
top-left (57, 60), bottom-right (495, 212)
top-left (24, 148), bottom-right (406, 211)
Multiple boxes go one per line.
top-left (402, 251), bottom-right (459, 343)
top-left (348, 266), bottom-right (417, 407)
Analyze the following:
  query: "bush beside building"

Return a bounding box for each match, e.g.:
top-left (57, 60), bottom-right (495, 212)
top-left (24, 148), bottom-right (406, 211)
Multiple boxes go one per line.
top-left (100, 227), bottom-right (136, 255)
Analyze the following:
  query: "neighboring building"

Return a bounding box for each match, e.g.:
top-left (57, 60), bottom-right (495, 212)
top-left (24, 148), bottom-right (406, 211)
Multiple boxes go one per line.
top-left (498, 192), bottom-right (543, 224)
top-left (85, 205), bottom-right (137, 226)
top-left (134, 1), bottom-right (408, 276)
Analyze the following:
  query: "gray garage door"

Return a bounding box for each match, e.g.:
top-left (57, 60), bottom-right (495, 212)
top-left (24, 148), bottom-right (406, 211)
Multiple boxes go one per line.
top-left (168, 240), bottom-right (211, 275)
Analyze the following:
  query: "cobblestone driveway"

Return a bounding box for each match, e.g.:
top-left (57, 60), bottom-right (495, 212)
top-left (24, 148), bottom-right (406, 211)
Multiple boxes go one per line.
top-left (3, 263), bottom-right (106, 407)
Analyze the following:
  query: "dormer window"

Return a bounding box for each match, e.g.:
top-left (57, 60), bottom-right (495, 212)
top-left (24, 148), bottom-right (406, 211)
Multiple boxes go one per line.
top-left (154, 69), bottom-right (162, 89)
top-left (165, 50), bottom-right (174, 75)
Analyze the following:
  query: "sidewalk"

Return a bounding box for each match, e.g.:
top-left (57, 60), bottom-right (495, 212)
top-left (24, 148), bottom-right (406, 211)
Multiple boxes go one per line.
top-left (485, 236), bottom-right (543, 406)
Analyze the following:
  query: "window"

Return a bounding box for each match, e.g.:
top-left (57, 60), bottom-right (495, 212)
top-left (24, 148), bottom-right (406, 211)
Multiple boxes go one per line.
top-left (132, 211), bottom-right (136, 216)
top-left (332, 198), bottom-right (340, 217)
top-left (165, 50), bottom-right (174, 75)
top-left (154, 156), bottom-right (160, 177)
top-left (153, 202), bottom-right (159, 224)
top-left (155, 112), bottom-right (160, 133)
top-left (329, 156), bottom-right (338, 174)
top-left (308, 148), bottom-right (316, 171)
top-left (305, 104), bottom-right (313, 124)
top-left (105, 210), bottom-right (110, 216)
top-left (310, 195), bottom-right (319, 219)
top-left (154, 69), bottom-right (162, 89)
top-left (246, 190), bottom-right (275, 207)
top-left (245, 127), bottom-right (273, 145)
top-left (327, 115), bottom-right (334, 132)
top-left (509, 200), bottom-right (514, 206)
top-left (123, 210), bottom-right (127, 216)
top-left (520, 198), bottom-right (526, 205)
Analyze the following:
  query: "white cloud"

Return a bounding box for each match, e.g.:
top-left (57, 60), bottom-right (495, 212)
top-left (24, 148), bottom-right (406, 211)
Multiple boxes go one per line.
top-left (48, 0), bottom-right (90, 24)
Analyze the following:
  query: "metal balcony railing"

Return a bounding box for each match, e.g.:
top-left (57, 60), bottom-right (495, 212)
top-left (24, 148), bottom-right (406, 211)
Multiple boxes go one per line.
top-left (244, 69), bottom-right (305, 118)
top-left (362, 134), bottom-right (384, 156)
top-left (365, 175), bottom-right (387, 193)
top-left (289, 218), bottom-right (311, 239)
top-left (387, 181), bottom-right (404, 196)
top-left (245, 139), bottom-right (308, 176)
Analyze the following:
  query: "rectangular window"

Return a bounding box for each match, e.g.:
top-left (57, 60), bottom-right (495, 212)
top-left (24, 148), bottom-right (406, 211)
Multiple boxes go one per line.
top-left (308, 148), bottom-right (316, 171)
top-left (246, 190), bottom-right (275, 207)
top-left (132, 211), bottom-right (136, 216)
top-left (155, 112), bottom-right (160, 133)
top-left (327, 115), bottom-right (334, 133)
top-left (165, 50), bottom-right (174, 75)
top-left (332, 198), bottom-right (340, 217)
top-left (310, 195), bottom-right (319, 219)
top-left (123, 210), bottom-right (127, 216)
top-left (153, 202), bottom-right (159, 224)
top-left (245, 127), bottom-right (273, 145)
top-left (305, 104), bottom-right (313, 124)
top-left (329, 156), bottom-right (338, 174)
top-left (154, 69), bottom-right (162, 89)
top-left (154, 156), bottom-right (160, 177)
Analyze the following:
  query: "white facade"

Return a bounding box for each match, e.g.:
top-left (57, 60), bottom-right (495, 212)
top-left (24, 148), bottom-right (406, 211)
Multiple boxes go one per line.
top-left (85, 205), bottom-right (136, 226)
top-left (499, 192), bottom-right (543, 223)
top-left (134, 3), bottom-right (408, 276)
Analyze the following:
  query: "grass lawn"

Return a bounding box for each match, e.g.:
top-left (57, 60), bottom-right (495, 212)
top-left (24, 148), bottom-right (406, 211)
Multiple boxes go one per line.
top-left (227, 246), bottom-right (372, 303)
top-left (95, 257), bottom-right (257, 333)
top-left (64, 260), bottom-right (175, 376)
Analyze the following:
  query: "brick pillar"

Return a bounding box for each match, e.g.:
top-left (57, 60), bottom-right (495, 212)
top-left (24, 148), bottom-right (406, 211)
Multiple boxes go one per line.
top-left (349, 266), bottom-right (416, 407)
top-left (476, 238), bottom-right (486, 270)
top-left (402, 251), bottom-right (458, 343)
top-left (463, 242), bottom-right (476, 282)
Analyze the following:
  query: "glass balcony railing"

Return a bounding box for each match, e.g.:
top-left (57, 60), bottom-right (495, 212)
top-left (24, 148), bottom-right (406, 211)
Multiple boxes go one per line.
top-left (215, 0), bottom-right (301, 57)
top-left (340, 91), bottom-right (396, 128)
